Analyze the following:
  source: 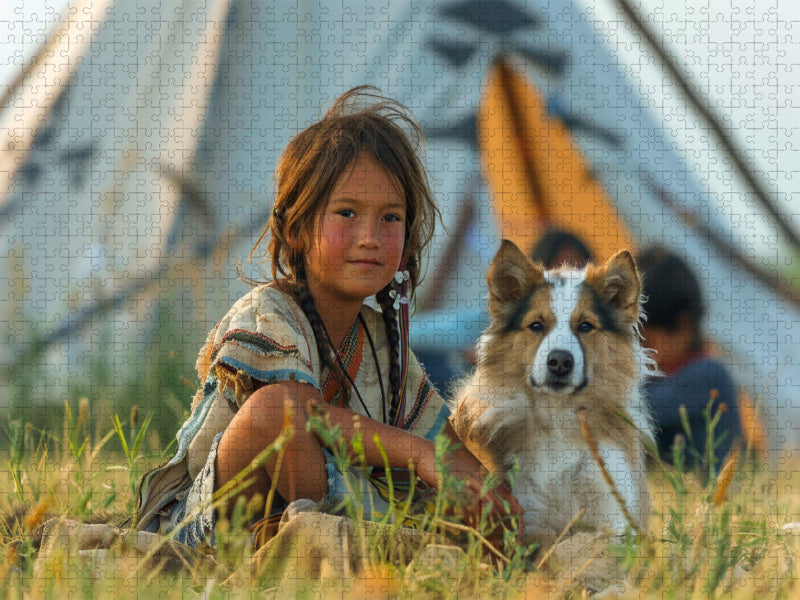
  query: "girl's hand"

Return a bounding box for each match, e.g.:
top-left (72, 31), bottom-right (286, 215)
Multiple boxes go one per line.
top-left (443, 453), bottom-right (524, 545)
top-left (414, 441), bottom-right (524, 546)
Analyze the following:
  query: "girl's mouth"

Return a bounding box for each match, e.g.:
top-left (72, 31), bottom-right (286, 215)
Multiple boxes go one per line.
top-left (350, 259), bottom-right (381, 266)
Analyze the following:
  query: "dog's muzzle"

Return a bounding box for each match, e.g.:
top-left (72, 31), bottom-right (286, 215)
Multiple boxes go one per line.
top-left (547, 350), bottom-right (574, 377)
top-left (543, 349), bottom-right (576, 391)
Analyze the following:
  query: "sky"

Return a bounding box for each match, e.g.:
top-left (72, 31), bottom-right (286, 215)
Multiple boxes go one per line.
top-left (2, 0), bottom-right (798, 210)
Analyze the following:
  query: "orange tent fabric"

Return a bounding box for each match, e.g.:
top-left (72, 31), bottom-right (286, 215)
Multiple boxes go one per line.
top-left (478, 58), bottom-right (635, 261)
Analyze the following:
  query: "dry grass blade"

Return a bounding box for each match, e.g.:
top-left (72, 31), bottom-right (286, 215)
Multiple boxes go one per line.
top-left (535, 506), bottom-right (586, 570)
top-left (712, 446), bottom-right (740, 508)
top-left (565, 554), bottom-right (602, 589)
top-left (133, 424), bottom-right (295, 576)
top-left (577, 409), bottom-right (641, 535)
top-left (262, 399), bottom-right (295, 521)
top-left (432, 519), bottom-right (510, 565)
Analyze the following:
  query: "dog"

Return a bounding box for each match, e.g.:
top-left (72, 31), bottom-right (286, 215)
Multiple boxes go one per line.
top-left (450, 240), bottom-right (653, 545)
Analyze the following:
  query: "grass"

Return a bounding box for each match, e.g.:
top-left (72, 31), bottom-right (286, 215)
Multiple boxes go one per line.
top-left (2, 399), bottom-right (800, 599)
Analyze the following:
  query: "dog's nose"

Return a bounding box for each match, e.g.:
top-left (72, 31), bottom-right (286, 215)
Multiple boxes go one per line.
top-left (547, 350), bottom-right (574, 377)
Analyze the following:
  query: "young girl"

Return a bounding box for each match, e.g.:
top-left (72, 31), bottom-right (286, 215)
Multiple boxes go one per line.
top-left (134, 86), bottom-right (522, 547)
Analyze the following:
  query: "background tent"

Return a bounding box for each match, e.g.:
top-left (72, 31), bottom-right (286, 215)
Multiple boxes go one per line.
top-left (2, 0), bottom-right (798, 454)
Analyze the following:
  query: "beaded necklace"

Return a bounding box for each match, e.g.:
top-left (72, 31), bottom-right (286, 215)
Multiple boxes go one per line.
top-left (318, 312), bottom-right (389, 425)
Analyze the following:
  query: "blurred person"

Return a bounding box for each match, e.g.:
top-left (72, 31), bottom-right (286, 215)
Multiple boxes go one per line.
top-left (638, 246), bottom-right (741, 472)
top-left (531, 226), bottom-right (592, 269)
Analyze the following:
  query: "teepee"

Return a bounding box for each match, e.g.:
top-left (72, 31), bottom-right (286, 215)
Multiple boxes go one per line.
top-left (2, 0), bottom-right (797, 453)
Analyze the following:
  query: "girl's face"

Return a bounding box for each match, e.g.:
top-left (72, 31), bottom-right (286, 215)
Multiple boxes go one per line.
top-left (305, 152), bottom-right (406, 305)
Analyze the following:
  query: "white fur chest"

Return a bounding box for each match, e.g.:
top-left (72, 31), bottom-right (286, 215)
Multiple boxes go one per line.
top-left (510, 408), bottom-right (645, 539)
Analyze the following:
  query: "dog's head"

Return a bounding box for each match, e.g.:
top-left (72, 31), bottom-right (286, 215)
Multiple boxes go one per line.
top-left (483, 240), bottom-right (642, 398)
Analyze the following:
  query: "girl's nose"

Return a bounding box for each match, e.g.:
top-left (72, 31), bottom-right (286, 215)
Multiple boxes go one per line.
top-left (357, 217), bottom-right (381, 246)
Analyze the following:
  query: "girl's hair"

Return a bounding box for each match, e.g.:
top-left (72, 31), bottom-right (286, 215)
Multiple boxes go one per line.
top-left (252, 86), bottom-right (439, 421)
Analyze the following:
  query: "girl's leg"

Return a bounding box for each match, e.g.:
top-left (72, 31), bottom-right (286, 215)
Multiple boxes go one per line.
top-left (214, 381), bottom-right (329, 516)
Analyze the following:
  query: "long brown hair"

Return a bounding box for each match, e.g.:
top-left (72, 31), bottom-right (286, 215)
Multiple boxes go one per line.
top-left (253, 85), bottom-right (438, 295)
top-left (251, 87), bottom-right (440, 419)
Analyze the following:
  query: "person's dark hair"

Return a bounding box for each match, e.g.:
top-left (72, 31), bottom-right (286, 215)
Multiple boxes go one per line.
top-left (250, 86), bottom-right (440, 417)
top-left (638, 246), bottom-right (705, 349)
top-left (531, 227), bottom-right (592, 269)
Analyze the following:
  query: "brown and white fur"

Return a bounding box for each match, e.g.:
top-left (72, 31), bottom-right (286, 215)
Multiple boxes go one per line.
top-left (451, 240), bottom-right (654, 544)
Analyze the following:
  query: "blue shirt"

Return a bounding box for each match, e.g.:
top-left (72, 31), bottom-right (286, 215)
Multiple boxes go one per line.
top-left (645, 356), bottom-right (741, 472)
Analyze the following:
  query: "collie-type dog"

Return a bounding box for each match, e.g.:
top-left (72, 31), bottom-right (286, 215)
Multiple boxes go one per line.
top-left (451, 240), bottom-right (653, 543)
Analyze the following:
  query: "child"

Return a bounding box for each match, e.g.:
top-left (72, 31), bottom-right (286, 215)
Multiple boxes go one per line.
top-left (531, 226), bottom-right (592, 269)
top-left (134, 86), bottom-right (522, 548)
top-left (638, 246), bottom-right (742, 472)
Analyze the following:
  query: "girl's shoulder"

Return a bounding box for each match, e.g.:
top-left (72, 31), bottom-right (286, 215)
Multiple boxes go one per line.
top-left (221, 283), bottom-right (311, 334)
top-left (229, 282), bottom-right (292, 311)
top-left (196, 283), bottom-right (319, 379)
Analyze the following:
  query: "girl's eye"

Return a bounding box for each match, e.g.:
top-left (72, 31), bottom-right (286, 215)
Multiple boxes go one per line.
top-left (577, 322), bottom-right (594, 333)
top-left (383, 213), bottom-right (403, 224)
top-left (528, 321), bottom-right (544, 332)
top-left (336, 209), bottom-right (355, 218)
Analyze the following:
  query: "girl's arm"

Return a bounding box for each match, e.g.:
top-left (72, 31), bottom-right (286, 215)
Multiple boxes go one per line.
top-left (315, 397), bottom-right (524, 539)
top-left (217, 380), bottom-right (523, 537)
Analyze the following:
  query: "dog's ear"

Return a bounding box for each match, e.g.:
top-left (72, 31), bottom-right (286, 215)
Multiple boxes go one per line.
top-left (589, 250), bottom-right (641, 317)
top-left (487, 240), bottom-right (544, 314)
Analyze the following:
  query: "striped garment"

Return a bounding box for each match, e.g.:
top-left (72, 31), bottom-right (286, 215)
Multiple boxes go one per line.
top-left (134, 284), bottom-right (447, 547)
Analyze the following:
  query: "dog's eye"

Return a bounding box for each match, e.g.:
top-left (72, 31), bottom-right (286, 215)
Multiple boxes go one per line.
top-left (577, 322), bottom-right (595, 333)
top-left (528, 321), bottom-right (544, 332)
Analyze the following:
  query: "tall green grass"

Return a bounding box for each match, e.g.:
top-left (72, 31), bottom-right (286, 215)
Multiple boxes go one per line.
top-left (2, 398), bottom-right (800, 599)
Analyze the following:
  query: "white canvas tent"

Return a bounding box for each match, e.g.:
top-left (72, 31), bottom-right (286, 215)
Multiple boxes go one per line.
top-left (1, 0), bottom-right (798, 453)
